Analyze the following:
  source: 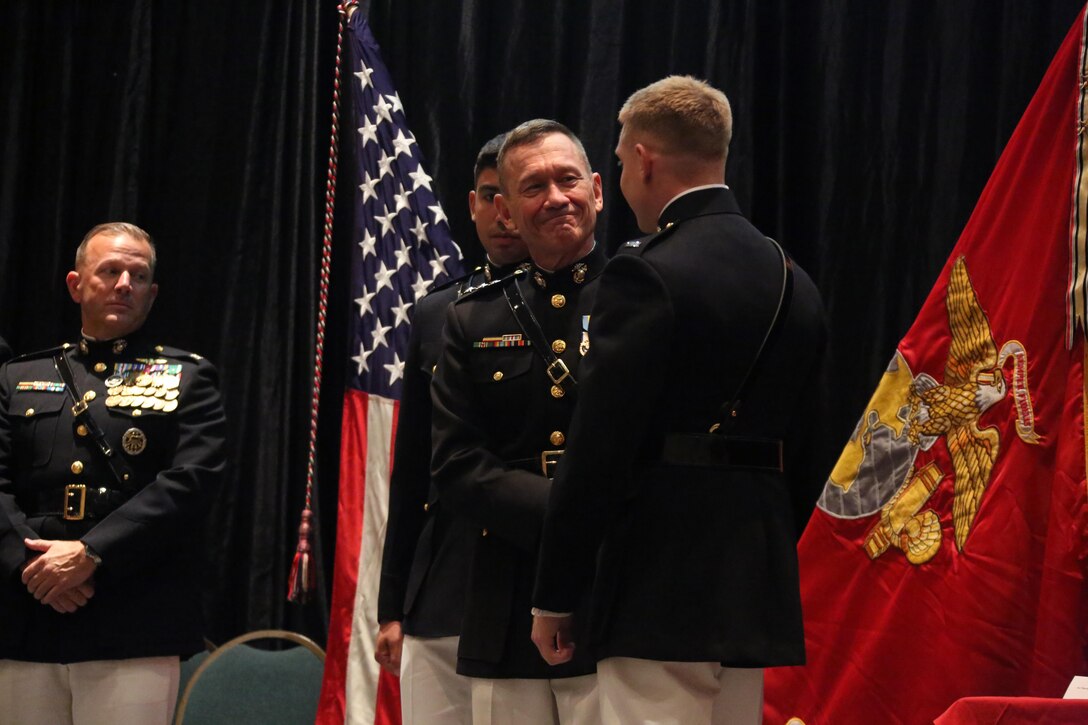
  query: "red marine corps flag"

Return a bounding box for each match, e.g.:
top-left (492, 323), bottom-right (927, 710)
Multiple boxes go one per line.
top-left (765, 7), bottom-right (1088, 724)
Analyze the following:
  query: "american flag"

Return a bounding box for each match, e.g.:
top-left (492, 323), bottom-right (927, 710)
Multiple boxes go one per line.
top-left (316, 12), bottom-right (464, 725)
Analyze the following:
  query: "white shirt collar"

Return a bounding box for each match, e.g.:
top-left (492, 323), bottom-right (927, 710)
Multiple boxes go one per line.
top-left (659, 184), bottom-right (729, 221)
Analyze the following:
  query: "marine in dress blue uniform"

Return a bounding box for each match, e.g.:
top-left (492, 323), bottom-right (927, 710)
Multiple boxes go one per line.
top-left (531, 78), bottom-right (827, 725)
top-left (0, 223), bottom-right (226, 725)
top-left (431, 121), bottom-right (605, 725)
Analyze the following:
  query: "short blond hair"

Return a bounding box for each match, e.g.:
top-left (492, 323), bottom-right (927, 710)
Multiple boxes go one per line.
top-left (618, 76), bottom-right (732, 162)
top-left (76, 222), bottom-right (157, 275)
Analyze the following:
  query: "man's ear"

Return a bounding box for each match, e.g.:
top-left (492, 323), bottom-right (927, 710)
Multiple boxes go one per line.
top-left (635, 143), bottom-right (653, 180)
top-left (468, 190), bottom-right (477, 221)
top-left (65, 271), bottom-right (82, 303)
top-left (591, 173), bottom-right (604, 213)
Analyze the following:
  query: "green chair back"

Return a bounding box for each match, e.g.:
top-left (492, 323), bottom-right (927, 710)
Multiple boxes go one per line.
top-left (174, 630), bottom-right (325, 725)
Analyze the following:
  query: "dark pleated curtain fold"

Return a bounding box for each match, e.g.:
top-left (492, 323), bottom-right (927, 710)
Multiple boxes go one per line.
top-left (0, 0), bottom-right (1084, 645)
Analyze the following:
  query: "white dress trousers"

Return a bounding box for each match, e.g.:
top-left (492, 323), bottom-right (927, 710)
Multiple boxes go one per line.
top-left (400, 634), bottom-right (473, 725)
top-left (0, 656), bottom-right (180, 725)
top-left (597, 657), bottom-right (762, 725)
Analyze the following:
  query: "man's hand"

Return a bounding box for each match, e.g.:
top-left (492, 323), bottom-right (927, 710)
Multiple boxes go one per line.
top-left (46, 582), bottom-right (96, 614)
top-left (531, 613), bottom-right (576, 665)
top-left (375, 620), bottom-right (404, 675)
top-left (21, 539), bottom-right (97, 606)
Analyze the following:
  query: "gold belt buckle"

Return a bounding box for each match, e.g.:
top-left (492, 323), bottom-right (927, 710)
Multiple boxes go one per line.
top-left (546, 359), bottom-right (570, 385)
top-left (71, 400), bottom-right (88, 416)
top-left (63, 484), bottom-right (87, 520)
top-left (540, 449), bottom-right (564, 478)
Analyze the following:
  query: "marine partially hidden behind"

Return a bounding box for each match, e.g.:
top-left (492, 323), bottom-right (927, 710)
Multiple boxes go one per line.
top-left (0, 222), bottom-right (227, 725)
top-left (375, 132), bottom-right (529, 725)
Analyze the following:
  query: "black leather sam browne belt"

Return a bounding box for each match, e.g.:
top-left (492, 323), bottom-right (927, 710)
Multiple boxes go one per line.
top-left (30, 349), bottom-right (139, 521)
top-left (661, 434), bottom-right (783, 472)
top-left (663, 237), bottom-right (794, 473)
top-left (506, 450), bottom-right (565, 479)
top-left (502, 270), bottom-right (576, 395)
top-left (32, 485), bottom-right (128, 521)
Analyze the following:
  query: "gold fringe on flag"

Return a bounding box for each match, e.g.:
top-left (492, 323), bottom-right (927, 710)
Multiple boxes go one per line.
top-left (1066, 9), bottom-right (1088, 346)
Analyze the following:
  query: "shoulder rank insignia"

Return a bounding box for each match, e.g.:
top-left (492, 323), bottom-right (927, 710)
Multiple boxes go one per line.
top-left (8, 344), bottom-right (68, 363)
top-left (151, 345), bottom-right (207, 364)
top-left (473, 334), bottom-right (530, 349)
top-left (426, 267), bottom-right (480, 297)
top-left (622, 227), bottom-right (673, 251)
top-left (456, 275), bottom-right (507, 301)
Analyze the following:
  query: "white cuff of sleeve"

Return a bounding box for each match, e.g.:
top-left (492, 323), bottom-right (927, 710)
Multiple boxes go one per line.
top-left (531, 607), bottom-right (573, 617)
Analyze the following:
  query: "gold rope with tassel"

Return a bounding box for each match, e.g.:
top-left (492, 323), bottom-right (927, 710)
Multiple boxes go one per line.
top-left (288, 0), bottom-right (359, 604)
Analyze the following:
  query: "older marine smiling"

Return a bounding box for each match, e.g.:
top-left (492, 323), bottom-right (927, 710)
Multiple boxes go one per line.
top-left (495, 131), bottom-right (603, 268)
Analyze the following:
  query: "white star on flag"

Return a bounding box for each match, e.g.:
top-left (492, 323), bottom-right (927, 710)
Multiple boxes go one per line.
top-left (390, 298), bottom-right (413, 328)
top-left (360, 171), bottom-right (382, 204)
top-left (393, 241), bottom-right (412, 270)
top-left (393, 187), bottom-right (412, 214)
top-left (411, 217), bottom-right (429, 244)
top-left (358, 115), bottom-right (379, 148)
top-left (411, 274), bottom-right (431, 300)
top-left (377, 154), bottom-right (397, 180)
top-left (391, 129), bottom-right (415, 158)
top-left (383, 352), bottom-right (406, 385)
top-left (376, 211), bottom-right (399, 239)
top-left (370, 319), bottom-right (393, 349)
top-left (373, 94), bottom-right (395, 123)
top-left (351, 343), bottom-right (374, 374)
top-left (408, 165), bottom-right (433, 191)
top-left (354, 290), bottom-right (377, 317)
top-left (429, 253), bottom-right (451, 279)
top-left (429, 204), bottom-right (449, 226)
top-left (354, 64), bottom-right (375, 89)
top-left (359, 229), bottom-right (378, 259)
top-left (373, 261), bottom-right (397, 293)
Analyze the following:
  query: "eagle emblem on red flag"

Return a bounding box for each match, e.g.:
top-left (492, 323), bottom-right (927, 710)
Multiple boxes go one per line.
top-left (821, 256), bottom-right (1040, 565)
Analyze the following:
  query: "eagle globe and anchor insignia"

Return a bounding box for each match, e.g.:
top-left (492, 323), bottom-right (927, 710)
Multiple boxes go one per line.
top-left (817, 257), bottom-right (1040, 565)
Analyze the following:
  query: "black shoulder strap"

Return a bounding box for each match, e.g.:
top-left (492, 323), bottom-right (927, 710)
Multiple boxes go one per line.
top-left (53, 351), bottom-right (134, 488)
top-left (501, 273), bottom-right (576, 391)
top-left (714, 237), bottom-right (794, 433)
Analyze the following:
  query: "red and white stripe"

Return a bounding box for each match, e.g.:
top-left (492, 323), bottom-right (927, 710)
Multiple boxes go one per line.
top-left (317, 389), bottom-right (402, 725)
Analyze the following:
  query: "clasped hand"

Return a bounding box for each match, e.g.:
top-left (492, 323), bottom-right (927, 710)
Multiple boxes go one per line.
top-left (21, 538), bottom-right (96, 614)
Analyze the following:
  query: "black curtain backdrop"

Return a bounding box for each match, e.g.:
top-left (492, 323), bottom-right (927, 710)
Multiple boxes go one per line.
top-left (0, 0), bottom-right (1083, 647)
